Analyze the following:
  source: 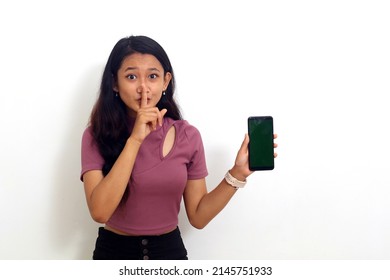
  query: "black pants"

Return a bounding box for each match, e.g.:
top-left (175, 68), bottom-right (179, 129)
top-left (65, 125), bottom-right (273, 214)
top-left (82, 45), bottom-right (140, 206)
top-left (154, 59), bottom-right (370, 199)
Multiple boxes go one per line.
top-left (93, 227), bottom-right (188, 260)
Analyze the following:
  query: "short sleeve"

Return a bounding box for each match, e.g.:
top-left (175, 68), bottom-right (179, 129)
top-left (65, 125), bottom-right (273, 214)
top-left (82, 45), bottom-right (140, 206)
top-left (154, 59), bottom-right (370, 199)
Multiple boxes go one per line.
top-left (184, 125), bottom-right (208, 180)
top-left (80, 127), bottom-right (104, 181)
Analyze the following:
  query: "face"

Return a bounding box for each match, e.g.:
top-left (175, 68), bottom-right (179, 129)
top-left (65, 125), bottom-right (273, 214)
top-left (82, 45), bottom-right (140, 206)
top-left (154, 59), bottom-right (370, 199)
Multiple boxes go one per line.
top-left (114, 53), bottom-right (172, 117)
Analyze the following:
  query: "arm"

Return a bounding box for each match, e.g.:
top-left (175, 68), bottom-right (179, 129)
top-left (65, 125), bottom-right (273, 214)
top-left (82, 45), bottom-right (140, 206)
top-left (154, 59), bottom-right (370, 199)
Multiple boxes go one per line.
top-left (183, 134), bottom-right (278, 229)
top-left (83, 92), bottom-right (167, 223)
top-left (183, 177), bottom-right (238, 229)
top-left (83, 137), bottom-right (141, 223)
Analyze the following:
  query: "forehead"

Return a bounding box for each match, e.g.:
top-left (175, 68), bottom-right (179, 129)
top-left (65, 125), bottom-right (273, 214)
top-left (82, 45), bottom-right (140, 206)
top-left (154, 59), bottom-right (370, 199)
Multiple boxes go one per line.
top-left (120, 53), bottom-right (163, 71)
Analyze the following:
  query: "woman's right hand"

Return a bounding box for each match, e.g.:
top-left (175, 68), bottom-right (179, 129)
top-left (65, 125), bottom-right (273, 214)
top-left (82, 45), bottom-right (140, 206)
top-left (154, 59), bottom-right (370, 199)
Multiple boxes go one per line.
top-left (129, 92), bottom-right (167, 143)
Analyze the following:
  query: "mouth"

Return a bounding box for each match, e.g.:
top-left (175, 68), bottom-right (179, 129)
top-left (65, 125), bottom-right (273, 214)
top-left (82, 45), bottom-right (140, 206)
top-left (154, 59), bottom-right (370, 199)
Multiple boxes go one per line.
top-left (137, 98), bottom-right (151, 106)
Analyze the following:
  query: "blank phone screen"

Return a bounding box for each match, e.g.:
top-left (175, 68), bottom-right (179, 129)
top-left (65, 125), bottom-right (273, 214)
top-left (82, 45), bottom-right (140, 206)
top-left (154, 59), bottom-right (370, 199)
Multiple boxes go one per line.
top-left (248, 116), bottom-right (274, 170)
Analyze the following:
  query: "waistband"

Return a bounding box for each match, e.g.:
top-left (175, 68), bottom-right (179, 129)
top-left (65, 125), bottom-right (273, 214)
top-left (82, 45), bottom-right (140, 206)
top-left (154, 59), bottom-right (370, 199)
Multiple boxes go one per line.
top-left (98, 226), bottom-right (181, 241)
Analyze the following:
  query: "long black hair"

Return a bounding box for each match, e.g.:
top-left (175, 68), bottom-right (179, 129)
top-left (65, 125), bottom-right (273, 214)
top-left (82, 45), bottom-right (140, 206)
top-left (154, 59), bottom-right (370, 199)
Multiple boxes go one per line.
top-left (89, 35), bottom-right (182, 175)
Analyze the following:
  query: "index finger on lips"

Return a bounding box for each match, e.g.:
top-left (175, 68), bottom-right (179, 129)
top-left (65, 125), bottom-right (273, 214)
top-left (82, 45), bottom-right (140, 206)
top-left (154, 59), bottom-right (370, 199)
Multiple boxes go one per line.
top-left (141, 91), bottom-right (148, 108)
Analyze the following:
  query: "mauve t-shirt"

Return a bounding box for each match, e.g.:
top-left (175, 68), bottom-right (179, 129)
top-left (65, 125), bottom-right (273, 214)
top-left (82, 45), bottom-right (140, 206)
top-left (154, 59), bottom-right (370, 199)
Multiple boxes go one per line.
top-left (80, 117), bottom-right (208, 235)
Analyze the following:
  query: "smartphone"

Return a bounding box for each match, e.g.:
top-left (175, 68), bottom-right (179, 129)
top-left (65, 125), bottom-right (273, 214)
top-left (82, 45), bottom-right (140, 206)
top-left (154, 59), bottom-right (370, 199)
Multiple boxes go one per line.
top-left (248, 116), bottom-right (274, 171)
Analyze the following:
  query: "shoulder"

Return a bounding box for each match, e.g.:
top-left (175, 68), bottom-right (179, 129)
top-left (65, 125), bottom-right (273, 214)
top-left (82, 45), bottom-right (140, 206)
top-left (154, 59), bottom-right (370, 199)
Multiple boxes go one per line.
top-left (81, 126), bottom-right (102, 160)
top-left (172, 119), bottom-right (202, 140)
top-left (81, 126), bottom-right (94, 144)
top-left (80, 125), bottom-right (104, 180)
top-left (81, 126), bottom-right (100, 152)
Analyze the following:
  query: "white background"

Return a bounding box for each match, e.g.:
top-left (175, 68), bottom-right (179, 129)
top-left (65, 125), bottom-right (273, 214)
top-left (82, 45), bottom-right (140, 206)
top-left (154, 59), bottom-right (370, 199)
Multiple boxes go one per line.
top-left (0, 0), bottom-right (389, 259)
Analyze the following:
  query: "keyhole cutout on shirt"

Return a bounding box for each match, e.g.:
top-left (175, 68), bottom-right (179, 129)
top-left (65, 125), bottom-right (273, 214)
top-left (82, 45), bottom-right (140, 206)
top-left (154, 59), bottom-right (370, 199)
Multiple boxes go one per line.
top-left (162, 126), bottom-right (176, 157)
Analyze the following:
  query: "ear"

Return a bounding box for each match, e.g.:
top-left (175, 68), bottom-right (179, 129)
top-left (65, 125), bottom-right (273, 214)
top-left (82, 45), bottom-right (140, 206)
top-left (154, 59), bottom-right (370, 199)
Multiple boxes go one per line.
top-left (112, 75), bottom-right (118, 92)
top-left (163, 72), bottom-right (172, 90)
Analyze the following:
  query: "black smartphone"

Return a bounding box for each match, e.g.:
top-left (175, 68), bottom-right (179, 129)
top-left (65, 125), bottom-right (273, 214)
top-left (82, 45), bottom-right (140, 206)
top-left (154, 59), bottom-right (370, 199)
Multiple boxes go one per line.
top-left (248, 116), bottom-right (274, 171)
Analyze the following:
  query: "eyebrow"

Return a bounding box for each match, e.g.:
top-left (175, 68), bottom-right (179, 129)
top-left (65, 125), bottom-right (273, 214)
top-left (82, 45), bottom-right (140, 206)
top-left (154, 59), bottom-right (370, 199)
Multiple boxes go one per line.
top-left (124, 67), bottom-right (161, 72)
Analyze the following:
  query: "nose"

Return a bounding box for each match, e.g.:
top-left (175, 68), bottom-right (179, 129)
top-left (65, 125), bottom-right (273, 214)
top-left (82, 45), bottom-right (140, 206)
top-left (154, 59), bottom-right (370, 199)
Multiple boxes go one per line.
top-left (136, 79), bottom-right (150, 94)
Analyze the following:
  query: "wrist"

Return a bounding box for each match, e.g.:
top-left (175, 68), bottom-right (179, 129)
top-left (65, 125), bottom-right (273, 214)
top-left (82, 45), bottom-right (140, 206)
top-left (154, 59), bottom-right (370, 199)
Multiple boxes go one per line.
top-left (224, 170), bottom-right (247, 190)
top-left (127, 136), bottom-right (142, 146)
top-left (228, 167), bottom-right (246, 182)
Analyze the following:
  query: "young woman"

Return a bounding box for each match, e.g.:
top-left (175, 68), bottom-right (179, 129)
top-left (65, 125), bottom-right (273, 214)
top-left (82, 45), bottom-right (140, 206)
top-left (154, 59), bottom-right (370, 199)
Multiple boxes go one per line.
top-left (80, 35), bottom-right (277, 260)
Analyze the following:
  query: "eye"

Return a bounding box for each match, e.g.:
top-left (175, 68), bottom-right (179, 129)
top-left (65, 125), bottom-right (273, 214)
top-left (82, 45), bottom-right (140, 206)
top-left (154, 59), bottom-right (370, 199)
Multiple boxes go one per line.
top-left (149, 73), bottom-right (158, 79)
top-left (126, 74), bottom-right (136, 80)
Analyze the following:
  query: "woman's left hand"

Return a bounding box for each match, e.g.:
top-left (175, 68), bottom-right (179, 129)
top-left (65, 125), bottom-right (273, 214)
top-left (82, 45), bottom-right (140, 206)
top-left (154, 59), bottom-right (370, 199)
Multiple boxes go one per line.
top-left (230, 134), bottom-right (278, 181)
